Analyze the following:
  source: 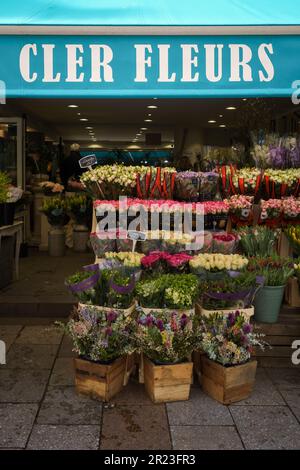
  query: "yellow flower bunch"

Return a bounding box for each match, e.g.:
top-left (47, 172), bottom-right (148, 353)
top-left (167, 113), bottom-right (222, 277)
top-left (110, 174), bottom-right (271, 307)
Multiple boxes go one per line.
top-left (189, 253), bottom-right (248, 272)
top-left (105, 251), bottom-right (144, 267)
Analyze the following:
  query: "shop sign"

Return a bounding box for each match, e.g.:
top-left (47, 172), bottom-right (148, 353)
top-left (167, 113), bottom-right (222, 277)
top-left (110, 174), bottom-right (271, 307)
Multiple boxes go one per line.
top-left (0, 35), bottom-right (300, 97)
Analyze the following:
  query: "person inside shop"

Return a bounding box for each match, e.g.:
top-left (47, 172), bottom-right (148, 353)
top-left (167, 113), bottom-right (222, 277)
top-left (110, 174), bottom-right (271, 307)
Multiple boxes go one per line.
top-left (60, 143), bottom-right (85, 191)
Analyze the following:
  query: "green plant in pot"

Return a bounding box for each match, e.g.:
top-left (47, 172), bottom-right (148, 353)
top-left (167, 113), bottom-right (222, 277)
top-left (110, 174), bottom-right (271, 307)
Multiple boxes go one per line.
top-left (41, 197), bottom-right (70, 227)
top-left (236, 226), bottom-right (279, 257)
top-left (68, 193), bottom-right (92, 226)
top-left (248, 256), bottom-right (294, 323)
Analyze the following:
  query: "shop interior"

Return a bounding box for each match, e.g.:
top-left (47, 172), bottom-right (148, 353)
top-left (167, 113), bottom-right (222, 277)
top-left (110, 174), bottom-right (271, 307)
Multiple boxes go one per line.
top-left (0, 96), bottom-right (299, 313)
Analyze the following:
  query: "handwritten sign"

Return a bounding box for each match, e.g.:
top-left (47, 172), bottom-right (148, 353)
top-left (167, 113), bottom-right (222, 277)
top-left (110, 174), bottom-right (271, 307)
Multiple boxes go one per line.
top-left (79, 154), bottom-right (97, 169)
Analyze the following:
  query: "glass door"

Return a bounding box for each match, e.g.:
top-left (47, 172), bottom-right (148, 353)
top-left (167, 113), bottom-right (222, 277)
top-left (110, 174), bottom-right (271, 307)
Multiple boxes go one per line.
top-left (0, 117), bottom-right (24, 189)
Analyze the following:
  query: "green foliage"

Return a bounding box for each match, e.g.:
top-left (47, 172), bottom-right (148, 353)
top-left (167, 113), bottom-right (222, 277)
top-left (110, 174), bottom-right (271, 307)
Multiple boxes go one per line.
top-left (247, 256), bottom-right (294, 286)
top-left (135, 274), bottom-right (199, 309)
top-left (236, 226), bottom-right (279, 257)
top-left (0, 171), bottom-right (11, 203)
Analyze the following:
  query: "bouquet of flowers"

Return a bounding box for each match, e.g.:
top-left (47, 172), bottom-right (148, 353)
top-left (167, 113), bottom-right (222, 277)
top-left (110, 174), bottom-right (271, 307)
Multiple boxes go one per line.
top-left (219, 166), bottom-right (262, 197)
top-left (161, 231), bottom-right (195, 254)
top-left (65, 269), bottom-right (100, 305)
top-left (212, 232), bottom-right (237, 254)
top-left (133, 311), bottom-right (200, 364)
top-left (264, 169), bottom-right (300, 198)
top-left (203, 201), bottom-right (229, 230)
top-left (41, 197), bottom-right (69, 227)
top-left (58, 305), bottom-right (134, 362)
top-left (200, 311), bottom-right (267, 366)
top-left (135, 274), bottom-right (199, 310)
top-left (189, 253), bottom-right (248, 279)
top-left (198, 271), bottom-right (260, 311)
top-left (282, 197), bottom-right (300, 222)
top-left (225, 195), bottom-right (253, 227)
top-left (68, 194), bottom-right (92, 226)
top-left (141, 251), bottom-right (192, 274)
top-left (247, 256), bottom-right (294, 286)
top-left (90, 231), bottom-right (117, 257)
top-left (236, 226), bottom-right (279, 257)
top-left (39, 181), bottom-right (64, 196)
top-left (199, 172), bottom-right (219, 201)
top-left (174, 171), bottom-right (201, 201)
top-left (136, 167), bottom-right (176, 200)
top-left (259, 199), bottom-right (282, 227)
top-left (105, 251), bottom-right (144, 268)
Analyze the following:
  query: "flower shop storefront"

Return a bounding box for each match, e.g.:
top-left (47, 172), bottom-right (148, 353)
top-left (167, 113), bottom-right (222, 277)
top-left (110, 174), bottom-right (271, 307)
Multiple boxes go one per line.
top-left (1, 1), bottom-right (300, 407)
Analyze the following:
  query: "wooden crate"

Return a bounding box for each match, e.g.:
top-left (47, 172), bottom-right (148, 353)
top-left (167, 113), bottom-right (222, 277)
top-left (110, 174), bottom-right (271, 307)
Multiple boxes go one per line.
top-left (285, 277), bottom-right (300, 307)
top-left (74, 356), bottom-right (126, 401)
top-left (201, 355), bottom-right (257, 405)
top-left (143, 357), bottom-right (193, 403)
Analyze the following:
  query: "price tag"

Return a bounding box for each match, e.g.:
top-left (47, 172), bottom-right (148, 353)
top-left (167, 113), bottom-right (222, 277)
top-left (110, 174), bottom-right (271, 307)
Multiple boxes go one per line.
top-left (127, 231), bottom-right (147, 242)
top-left (127, 230), bottom-right (147, 252)
top-left (79, 154), bottom-right (97, 169)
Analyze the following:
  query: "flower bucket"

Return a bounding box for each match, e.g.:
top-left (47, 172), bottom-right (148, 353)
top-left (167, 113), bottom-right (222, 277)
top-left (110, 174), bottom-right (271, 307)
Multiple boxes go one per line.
top-left (254, 285), bottom-right (285, 323)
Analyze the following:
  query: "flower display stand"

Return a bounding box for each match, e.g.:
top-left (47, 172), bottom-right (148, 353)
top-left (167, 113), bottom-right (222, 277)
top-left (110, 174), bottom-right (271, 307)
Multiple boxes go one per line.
top-left (285, 277), bottom-right (300, 307)
top-left (143, 356), bottom-right (193, 403)
top-left (74, 356), bottom-right (126, 401)
top-left (201, 355), bottom-right (257, 405)
top-left (277, 230), bottom-right (293, 258)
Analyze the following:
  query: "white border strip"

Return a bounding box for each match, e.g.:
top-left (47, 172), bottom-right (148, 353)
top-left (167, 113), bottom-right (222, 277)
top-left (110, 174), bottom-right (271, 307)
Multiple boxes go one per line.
top-left (0, 25), bottom-right (300, 35)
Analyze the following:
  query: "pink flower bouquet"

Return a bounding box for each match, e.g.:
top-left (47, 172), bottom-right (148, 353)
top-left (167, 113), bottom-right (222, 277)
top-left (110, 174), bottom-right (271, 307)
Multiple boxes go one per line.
top-left (212, 232), bottom-right (237, 254)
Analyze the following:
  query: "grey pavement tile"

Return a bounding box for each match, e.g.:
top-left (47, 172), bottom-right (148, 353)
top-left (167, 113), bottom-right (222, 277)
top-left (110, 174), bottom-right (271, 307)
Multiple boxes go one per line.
top-left (3, 344), bottom-right (58, 369)
top-left (0, 317), bottom-right (65, 326)
top-left (230, 368), bottom-right (285, 406)
top-left (230, 405), bottom-right (300, 449)
top-left (167, 388), bottom-right (233, 426)
top-left (49, 357), bottom-right (75, 386)
top-left (37, 386), bottom-right (102, 425)
top-left (27, 425), bottom-right (100, 450)
top-left (0, 369), bottom-right (50, 402)
top-left (280, 389), bottom-right (300, 421)
top-left (58, 335), bottom-right (76, 358)
top-left (0, 404), bottom-right (38, 448)
top-left (100, 404), bottom-right (171, 450)
top-left (0, 325), bottom-right (23, 339)
top-left (113, 381), bottom-right (153, 405)
top-left (15, 326), bottom-right (63, 345)
top-left (170, 425), bottom-right (244, 450)
top-left (266, 368), bottom-right (300, 390)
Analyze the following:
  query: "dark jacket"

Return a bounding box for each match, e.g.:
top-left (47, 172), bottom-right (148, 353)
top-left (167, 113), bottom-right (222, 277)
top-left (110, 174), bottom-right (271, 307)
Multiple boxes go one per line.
top-left (60, 151), bottom-right (84, 189)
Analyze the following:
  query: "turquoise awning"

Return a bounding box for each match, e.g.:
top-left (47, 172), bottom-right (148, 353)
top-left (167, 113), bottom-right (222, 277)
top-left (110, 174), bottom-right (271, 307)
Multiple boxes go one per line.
top-left (0, 0), bottom-right (300, 26)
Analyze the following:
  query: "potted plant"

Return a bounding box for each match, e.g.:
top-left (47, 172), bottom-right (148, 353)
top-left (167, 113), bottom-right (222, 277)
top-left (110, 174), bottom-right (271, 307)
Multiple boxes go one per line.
top-left (141, 251), bottom-right (192, 274)
top-left (58, 305), bottom-right (135, 401)
top-left (200, 311), bottom-right (268, 404)
top-left (197, 271), bottom-right (261, 320)
top-left (135, 273), bottom-right (199, 316)
top-left (0, 172), bottom-right (23, 226)
top-left (65, 268), bottom-right (101, 305)
top-left (249, 256), bottom-right (294, 323)
top-left (189, 253), bottom-right (248, 280)
top-left (41, 197), bottom-right (70, 256)
top-left (134, 311), bottom-right (200, 402)
top-left (225, 195), bottom-right (254, 227)
top-left (104, 251), bottom-right (144, 279)
top-left (68, 194), bottom-right (92, 252)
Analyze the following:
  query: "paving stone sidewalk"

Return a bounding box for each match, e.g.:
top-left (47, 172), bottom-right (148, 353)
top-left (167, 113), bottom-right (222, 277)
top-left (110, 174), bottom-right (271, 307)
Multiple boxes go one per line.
top-left (1, 318), bottom-right (300, 450)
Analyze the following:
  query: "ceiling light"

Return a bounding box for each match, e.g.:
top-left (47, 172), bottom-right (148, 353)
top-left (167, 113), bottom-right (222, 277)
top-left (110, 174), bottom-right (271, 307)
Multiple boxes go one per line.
top-left (153, 97), bottom-right (158, 100)
top-left (208, 120), bottom-right (216, 123)
top-left (219, 114), bottom-right (223, 118)
top-left (147, 105), bottom-right (158, 109)
top-left (242, 98), bottom-right (247, 101)
top-left (226, 106), bottom-right (236, 110)
top-left (148, 113), bottom-right (152, 117)
top-left (219, 124), bottom-right (226, 128)
top-left (141, 127), bottom-right (147, 131)
top-left (85, 127), bottom-right (93, 130)
top-left (80, 118), bottom-right (88, 121)
top-left (145, 119), bottom-right (152, 122)
top-left (68, 104), bottom-right (78, 108)
top-left (77, 112), bottom-right (81, 115)
top-left (136, 133), bottom-right (141, 136)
